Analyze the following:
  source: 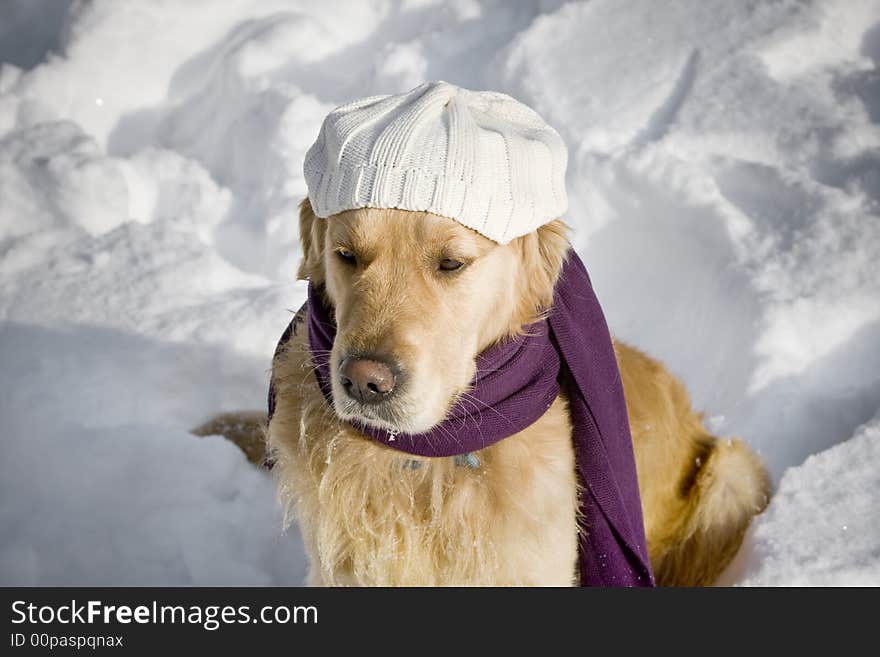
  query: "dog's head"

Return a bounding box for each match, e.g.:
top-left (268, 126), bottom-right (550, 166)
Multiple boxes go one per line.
top-left (298, 198), bottom-right (569, 434)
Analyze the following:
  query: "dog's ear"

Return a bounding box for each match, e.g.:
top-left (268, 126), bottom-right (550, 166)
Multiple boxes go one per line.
top-left (297, 197), bottom-right (326, 283)
top-left (514, 219), bottom-right (571, 322)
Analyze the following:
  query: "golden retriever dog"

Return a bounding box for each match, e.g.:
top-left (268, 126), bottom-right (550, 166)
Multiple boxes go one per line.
top-left (201, 198), bottom-right (770, 586)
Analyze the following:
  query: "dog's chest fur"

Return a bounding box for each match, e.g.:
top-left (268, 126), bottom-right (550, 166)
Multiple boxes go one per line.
top-left (267, 316), bottom-right (579, 586)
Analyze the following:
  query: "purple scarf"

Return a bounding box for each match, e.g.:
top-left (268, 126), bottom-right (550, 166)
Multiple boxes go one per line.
top-left (269, 250), bottom-right (654, 586)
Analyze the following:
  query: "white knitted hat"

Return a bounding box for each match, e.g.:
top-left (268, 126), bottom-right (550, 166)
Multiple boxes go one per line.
top-left (303, 81), bottom-right (568, 244)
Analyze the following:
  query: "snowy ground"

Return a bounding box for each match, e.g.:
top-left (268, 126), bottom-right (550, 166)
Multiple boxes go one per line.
top-left (1, 0), bottom-right (878, 586)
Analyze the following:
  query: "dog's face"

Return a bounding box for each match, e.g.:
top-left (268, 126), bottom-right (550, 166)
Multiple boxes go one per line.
top-left (298, 199), bottom-right (569, 434)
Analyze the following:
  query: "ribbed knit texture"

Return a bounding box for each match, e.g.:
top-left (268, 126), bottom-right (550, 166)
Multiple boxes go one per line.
top-left (303, 81), bottom-right (568, 244)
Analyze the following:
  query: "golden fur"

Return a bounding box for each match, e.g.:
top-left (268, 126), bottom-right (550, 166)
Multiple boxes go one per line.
top-left (259, 199), bottom-right (770, 586)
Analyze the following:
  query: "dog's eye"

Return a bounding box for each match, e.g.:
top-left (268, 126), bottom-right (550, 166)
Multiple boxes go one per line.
top-left (336, 247), bottom-right (357, 265)
top-left (439, 258), bottom-right (464, 272)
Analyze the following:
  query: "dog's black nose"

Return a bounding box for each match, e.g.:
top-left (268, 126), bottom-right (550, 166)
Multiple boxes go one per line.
top-left (339, 356), bottom-right (397, 404)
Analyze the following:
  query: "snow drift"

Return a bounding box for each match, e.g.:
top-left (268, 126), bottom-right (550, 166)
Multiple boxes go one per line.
top-left (0, 0), bottom-right (878, 585)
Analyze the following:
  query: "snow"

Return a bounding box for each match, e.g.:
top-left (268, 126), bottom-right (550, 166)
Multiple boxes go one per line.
top-left (1, 0), bottom-right (878, 586)
top-left (721, 415), bottom-right (880, 586)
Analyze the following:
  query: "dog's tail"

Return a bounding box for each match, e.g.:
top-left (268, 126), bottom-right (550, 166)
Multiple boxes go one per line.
top-left (653, 436), bottom-right (771, 586)
top-left (192, 411), bottom-right (269, 466)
